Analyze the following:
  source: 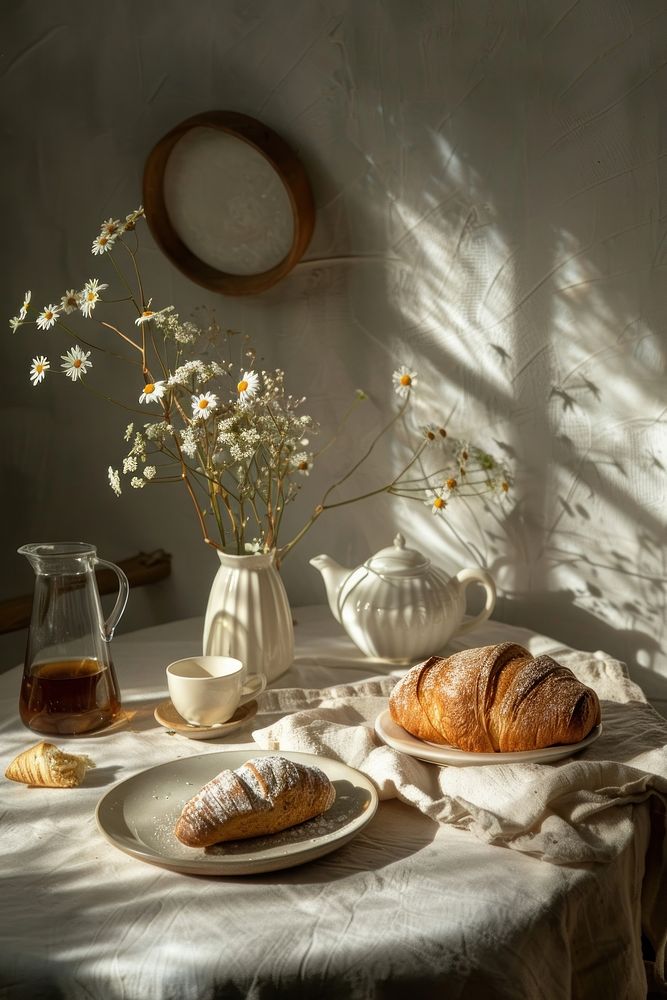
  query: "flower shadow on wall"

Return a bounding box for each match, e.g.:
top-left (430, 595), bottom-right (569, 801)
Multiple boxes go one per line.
top-left (377, 130), bottom-right (666, 680)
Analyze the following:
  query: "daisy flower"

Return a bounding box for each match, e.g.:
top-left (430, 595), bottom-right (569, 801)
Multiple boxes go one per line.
top-left (29, 355), bottom-right (50, 385)
top-left (61, 345), bottom-right (92, 381)
top-left (36, 304), bottom-right (60, 330)
top-left (80, 278), bottom-right (108, 317)
top-left (19, 291), bottom-right (31, 320)
top-left (392, 365), bottom-right (418, 398)
top-left (293, 452), bottom-right (312, 476)
top-left (9, 316), bottom-right (21, 333)
top-left (425, 488), bottom-right (447, 515)
top-left (236, 370), bottom-right (260, 405)
top-left (135, 301), bottom-right (168, 326)
top-left (139, 380), bottom-right (166, 404)
top-left (60, 289), bottom-right (81, 314)
top-left (191, 391), bottom-right (218, 420)
top-left (423, 423), bottom-right (447, 444)
top-left (122, 206), bottom-right (144, 232)
top-left (91, 233), bottom-right (116, 255)
top-left (100, 218), bottom-right (121, 237)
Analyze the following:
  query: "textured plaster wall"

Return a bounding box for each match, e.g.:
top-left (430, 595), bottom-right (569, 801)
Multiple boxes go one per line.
top-left (1, 1), bottom-right (666, 696)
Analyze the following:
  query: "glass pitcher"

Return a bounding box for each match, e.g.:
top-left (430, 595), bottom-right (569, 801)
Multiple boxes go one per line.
top-left (18, 542), bottom-right (129, 736)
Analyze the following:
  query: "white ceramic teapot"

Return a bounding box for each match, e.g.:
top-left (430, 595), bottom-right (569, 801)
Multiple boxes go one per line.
top-left (310, 534), bottom-right (496, 661)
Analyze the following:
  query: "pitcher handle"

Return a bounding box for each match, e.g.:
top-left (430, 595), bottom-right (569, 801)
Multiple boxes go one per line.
top-left (453, 567), bottom-right (496, 636)
top-left (96, 558), bottom-right (130, 642)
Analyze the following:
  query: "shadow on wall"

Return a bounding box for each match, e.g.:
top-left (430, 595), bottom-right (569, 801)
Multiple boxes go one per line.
top-left (497, 591), bottom-right (667, 699)
top-left (324, 4), bottom-right (667, 678)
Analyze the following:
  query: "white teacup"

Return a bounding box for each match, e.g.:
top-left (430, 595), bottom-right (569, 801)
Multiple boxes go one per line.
top-left (166, 655), bottom-right (266, 727)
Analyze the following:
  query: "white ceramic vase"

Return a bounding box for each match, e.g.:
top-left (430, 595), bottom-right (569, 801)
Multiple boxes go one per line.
top-left (202, 550), bottom-right (294, 683)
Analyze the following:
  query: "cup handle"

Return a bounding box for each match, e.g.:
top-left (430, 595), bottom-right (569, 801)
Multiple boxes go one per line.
top-left (453, 568), bottom-right (496, 636)
top-left (240, 674), bottom-right (267, 704)
top-left (96, 558), bottom-right (130, 642)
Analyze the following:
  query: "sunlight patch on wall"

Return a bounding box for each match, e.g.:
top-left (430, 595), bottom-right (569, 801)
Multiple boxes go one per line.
top-left (381, 133), bottom-right (666, 676)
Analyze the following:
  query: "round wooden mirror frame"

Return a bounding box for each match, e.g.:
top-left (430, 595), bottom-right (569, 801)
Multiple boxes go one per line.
top-left (143, 111), bottom-right (315, 296)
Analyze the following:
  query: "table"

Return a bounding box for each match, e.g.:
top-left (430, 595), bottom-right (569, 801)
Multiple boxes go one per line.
top-left (1, 607), bottom-right (665, 999)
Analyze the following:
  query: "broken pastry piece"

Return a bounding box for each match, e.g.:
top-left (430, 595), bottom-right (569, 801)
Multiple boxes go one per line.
top-left (5, 741), bottom-right (95, 788)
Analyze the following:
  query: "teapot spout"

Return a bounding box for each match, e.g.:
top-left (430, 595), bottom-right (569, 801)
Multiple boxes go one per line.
top-left (309, 554), bottom-right (351, 625)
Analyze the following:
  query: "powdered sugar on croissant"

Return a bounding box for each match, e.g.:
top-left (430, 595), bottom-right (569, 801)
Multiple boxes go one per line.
top-left (174, 755), bottom-right (336, 848)
top-left (389, 643), bottom-right (601, 752)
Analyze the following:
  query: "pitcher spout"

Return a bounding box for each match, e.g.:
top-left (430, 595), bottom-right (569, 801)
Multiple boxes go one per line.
top-left (309, 554), bottom-right (352, 625)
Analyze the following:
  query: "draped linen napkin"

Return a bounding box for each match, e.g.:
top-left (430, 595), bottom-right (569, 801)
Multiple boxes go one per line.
top-left (253, 650), bottom-right (667, 979)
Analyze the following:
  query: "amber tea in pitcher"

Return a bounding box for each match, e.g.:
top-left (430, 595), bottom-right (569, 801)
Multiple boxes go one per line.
top-left (19, 657), bottom-right (121, 736)
top-left (18, 543), bottom-right (128, 736)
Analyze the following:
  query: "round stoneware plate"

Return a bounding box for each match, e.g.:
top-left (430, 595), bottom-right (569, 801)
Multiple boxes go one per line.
top-left (96, 749), bottom-right (378, 876)
top-left (153, 698), bottom-right (257, 740)
top-left (374, 709), bottom-right (602, 766)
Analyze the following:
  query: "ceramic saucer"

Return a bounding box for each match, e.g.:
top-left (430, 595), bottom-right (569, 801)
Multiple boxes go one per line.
top-left (154, 699), bottom-right (257, 740)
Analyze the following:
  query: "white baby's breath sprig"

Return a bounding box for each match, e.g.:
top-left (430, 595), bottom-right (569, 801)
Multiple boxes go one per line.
top-left (108, 467), bottom-right (122, 497)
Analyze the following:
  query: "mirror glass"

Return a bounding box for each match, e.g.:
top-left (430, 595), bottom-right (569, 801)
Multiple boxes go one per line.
top-left (163, 126), bottom-right (295, 276)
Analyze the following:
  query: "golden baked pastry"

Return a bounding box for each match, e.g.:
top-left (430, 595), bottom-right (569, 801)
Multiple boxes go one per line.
top-left (174, 755), bottom-right (336, 848)
top-left (389, 642), bottom-right (601, 752)
top-left (5, 741), bottom-right (94, 787)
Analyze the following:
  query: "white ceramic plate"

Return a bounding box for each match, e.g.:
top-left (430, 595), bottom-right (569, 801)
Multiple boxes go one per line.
top-left (374, 709), bottom-right (602, 766)
top-left (96, 749), bottom-right (378, 876)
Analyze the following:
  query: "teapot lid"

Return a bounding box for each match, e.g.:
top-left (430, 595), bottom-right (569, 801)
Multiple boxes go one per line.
top-left (365, 534), bottom-right (430, 576)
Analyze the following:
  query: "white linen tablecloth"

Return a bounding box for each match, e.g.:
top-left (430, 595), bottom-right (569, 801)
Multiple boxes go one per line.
top-left (1, 607), bottom-right (666, 999)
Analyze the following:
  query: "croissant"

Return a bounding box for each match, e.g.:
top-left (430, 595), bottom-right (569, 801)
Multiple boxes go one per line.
top-left (5, 741), bottom-right (94, 788)
top-left (389, 643), bottom-right (601, 752)
top-left (174, 755), bottom-right (336, 848)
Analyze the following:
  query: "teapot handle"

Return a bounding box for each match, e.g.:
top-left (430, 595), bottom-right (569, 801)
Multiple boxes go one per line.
top-left (453, 568), bottom-right (496, 636)
top-left (96, 558), bottom-right (130, 641)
